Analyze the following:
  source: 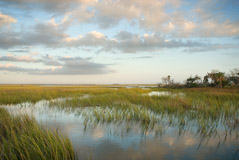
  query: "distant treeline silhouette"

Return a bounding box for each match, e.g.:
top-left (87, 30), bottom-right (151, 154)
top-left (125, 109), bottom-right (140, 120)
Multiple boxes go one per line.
top-left (158, 68), bottom-right (239, 88)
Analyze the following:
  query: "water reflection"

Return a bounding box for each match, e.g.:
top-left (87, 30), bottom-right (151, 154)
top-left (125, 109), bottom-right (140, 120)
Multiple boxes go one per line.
top-left (1, 100), bottom-right (238, 160)
top-left (147, 91), bottom-right (185, 97)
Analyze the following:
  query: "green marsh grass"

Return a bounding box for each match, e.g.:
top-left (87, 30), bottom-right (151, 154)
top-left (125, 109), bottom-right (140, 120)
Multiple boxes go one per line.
top-left (1, 85), bottom-right (239, 137)
top-left (0, 108), bottom-right (75, 160)
top-left (0, 85), bottom-right (119, 105)
top-left (48, 86), bottom-right (239, 136)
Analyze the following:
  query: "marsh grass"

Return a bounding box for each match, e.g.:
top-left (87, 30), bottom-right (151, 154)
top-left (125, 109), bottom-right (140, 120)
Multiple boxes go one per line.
top-left (0, 108), bottom-right (75, 160)
top-left (1, 85), bottom-right (239, 138)
top-left (0, 85), bottom-right (121, 105)
top-left (47, 86), bottom-right (239, 137)
top-left (50, 87), bottom-right (239, 119)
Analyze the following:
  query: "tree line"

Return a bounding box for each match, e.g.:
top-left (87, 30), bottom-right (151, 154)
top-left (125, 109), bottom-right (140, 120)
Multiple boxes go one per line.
top-left (159, 68), bottom-right (239, 88)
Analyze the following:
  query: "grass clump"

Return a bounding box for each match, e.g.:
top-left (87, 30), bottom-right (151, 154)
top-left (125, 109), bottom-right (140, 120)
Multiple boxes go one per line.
top-left (0, 108), bottom-right (75, 160)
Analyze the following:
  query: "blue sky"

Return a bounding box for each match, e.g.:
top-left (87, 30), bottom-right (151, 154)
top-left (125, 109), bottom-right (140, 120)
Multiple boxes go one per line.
top-left (0, 0), bottom-right (238, 84)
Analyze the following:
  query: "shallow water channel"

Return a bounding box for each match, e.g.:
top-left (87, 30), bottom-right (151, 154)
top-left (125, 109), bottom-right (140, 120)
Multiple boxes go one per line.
top-left (147, 91), bottom-right (185, 97)
top-left (1, 97), bottom-right (239, 160)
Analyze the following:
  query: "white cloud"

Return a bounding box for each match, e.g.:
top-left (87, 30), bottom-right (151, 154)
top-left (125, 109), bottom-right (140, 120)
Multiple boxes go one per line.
top-left (68, 5), bottom-right (95, 22)
top-left (0, 24), bottom-right (211, 53)
top-left (88, 31), bottom-right (105, 39)
top-left (0, 54), bottom-right (36, 62)
top-left (0, 56), bottom-right (113, 75)
top-left (168, 22), bottom-right (175, 31)
top-left (0, 0), bottom-right (97, 13)
top-left (0, 63), bottom-right (16, 67)
top-left (0, 12), bottom-right (17, 28)
top-left (189, 1), bottom-right (239, 37)
top-left (183, 43), bottom-right (239, 53)
top-left (1, 0), bottom-right (239, 38)
top-left (111, 31), bottom-right (205, 53)
top-left (197, 20), bottom-right (239, 37)
top-left (183, 21), bottom-right (195, 33)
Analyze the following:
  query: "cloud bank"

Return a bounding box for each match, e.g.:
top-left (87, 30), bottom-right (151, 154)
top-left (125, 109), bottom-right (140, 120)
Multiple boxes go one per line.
top-left (0, 55), bottom-right (113, 75)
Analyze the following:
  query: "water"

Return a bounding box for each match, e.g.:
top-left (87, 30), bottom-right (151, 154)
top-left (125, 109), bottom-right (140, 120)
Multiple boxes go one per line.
top-left (147, 91), bottom-right (185, 97)
top-left (1, 100), bottom-right (239, 160)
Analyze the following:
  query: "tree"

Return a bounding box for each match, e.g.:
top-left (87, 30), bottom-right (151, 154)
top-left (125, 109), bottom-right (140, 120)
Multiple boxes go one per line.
top-left (185, 75), bottom-right (201, 88)
top-left (161, 75), bottom-right (173, 85)
top-left (228, 68), bottom-right (239, 85)
top-left (203, 75), bottom-right (209, 85)
top-left (204, 70), bottom-right (226, 88)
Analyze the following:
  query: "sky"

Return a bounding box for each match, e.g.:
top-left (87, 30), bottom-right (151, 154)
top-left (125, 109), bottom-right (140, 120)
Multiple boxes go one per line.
top-left (0, 0), bottom-right (239, 84)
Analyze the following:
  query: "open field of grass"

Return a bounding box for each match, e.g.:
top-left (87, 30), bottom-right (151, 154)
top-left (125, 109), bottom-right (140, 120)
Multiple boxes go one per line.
top-left (0, 108), bottom-right (75, 160)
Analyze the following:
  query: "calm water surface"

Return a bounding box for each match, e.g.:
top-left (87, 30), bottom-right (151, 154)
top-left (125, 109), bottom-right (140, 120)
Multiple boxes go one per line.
top-left (1, 98), bottom-right (239, 160)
